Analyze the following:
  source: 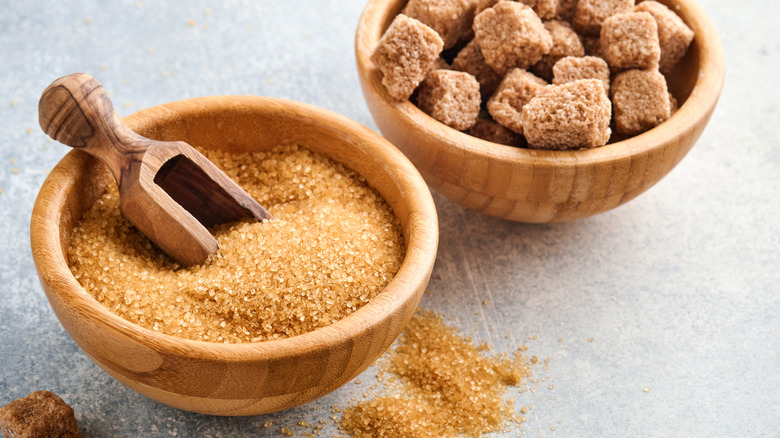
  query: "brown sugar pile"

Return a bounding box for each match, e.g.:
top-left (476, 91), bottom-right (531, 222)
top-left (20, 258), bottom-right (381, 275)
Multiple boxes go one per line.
top-left (340, 309), bottom-right (532, 437)
top-left (372, 0), bottom-right (694, 150)
top-left (68, 144), bottom-right (405, 343)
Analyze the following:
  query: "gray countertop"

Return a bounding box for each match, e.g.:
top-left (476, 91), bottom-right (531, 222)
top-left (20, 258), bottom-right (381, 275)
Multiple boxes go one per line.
top-left (1, 1), bottom-right (777, 437)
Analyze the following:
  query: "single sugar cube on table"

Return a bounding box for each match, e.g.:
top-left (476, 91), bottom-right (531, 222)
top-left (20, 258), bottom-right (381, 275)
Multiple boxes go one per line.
top-left (553, 55), bottom-right (611, 93)
top-left (403, 0), bottom-right (478, 49)
top-left (532, 19), bottom-right (585, 81)
top-left (573, 0), bottom-right (635, 36)
top-left (415, 70), bottom-right (482, 130)
top-left (487, 69), bottom-right (548, 134)
top-left (611, 69), bottom-right (671, 136)
top-left (521, 79), bottom-right (612, 150)
top-left (634, 0), bottom-right (694, 74)
top-left (473, 1), bottom-right (553, 75)
top-left (371, 14), bottom-right (444, 101)
top-left (601, 11), bottom-right (660, 71)
top-left (0, 391), bottom-right (81, 438)
top-left (451, 39), bottom-right (503, 100)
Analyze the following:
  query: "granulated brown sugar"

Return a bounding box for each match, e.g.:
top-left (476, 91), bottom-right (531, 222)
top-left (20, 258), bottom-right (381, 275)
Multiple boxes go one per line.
top-left (68, 144), bottom-right (405, 343)
top-left (340, 309), bottom-right (531, 437)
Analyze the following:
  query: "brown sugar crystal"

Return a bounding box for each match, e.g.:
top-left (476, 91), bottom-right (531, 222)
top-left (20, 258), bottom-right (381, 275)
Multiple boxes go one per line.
top-left (611, 69), bottom-right (671, 136)
top-left (553, 55), bottom-right (611, 93)
top-left (371, 14), bottom-right (444, 100)
top-left (340, 309), bottom-right (532, 437)
top-left (403, 0), bottom-right (478, 49)
top-left (601, 11), bottom-right (660, 71)
top-left (635, 0), bottom-right (694, 74)
top-left (473, 1), bottom-right (553, 75)
top-left (532, 19), bottom-right (585, 81)
top-left (521, 79), bottom-right (612, 150)
top-left (0, 391), bottom-right (81, 438)
top-left (415, 69), bottom-right (481, 130)
top-left (68, 145), bottom-right (405, 343)
top-left (573, 0), bottom-right (635, 36)
top-left (451, 39), bottom-right (503, 100)
top-left (465, 117), bottom-right (525, 146)
top-left (487, 69), bottom-right (548, 134)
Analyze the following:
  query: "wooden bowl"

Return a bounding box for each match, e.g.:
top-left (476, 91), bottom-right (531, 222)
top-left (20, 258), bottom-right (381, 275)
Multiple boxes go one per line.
top-left (356, 0), bottom-right (725, 222)
top-left (30, 96), bottom-right (438, 416)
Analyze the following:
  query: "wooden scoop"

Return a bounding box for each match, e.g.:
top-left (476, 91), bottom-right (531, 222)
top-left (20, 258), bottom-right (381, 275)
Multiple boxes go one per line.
top-left (38, 73), bottom-right (272, 266)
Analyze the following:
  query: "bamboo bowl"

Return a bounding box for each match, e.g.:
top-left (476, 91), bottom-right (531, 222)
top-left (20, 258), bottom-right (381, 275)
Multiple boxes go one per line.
top-left (356, 0), bottom-right (725, 222)
top-left (30, 96), bottom-right (438, 416)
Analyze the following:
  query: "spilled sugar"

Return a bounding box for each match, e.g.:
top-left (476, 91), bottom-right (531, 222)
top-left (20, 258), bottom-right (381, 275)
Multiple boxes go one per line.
top-left (341, 309), bottom-right (532, 437)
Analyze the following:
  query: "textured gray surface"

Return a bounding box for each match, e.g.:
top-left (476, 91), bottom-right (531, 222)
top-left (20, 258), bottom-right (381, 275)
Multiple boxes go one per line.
top-left (0, 0), bottom-right (778, 437)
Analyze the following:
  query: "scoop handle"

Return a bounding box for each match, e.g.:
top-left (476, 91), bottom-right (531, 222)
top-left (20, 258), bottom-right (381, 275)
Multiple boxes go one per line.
top-left (38, 73), bottom-right (142, 185)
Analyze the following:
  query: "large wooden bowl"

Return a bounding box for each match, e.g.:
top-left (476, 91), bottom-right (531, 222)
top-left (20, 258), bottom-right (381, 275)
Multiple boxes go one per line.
top-left (30, 96), bottom-right (438, 415)
top-left (356, 0), bottom-right (725, 222)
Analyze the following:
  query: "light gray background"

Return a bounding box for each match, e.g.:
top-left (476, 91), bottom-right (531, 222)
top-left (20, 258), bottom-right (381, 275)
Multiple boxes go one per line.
top-left (1, 1), bottom-right (777, 437)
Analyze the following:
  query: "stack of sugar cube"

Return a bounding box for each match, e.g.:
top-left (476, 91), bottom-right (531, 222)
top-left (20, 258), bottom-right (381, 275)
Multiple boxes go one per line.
top-left (371, 0), bottom-right (694, 150)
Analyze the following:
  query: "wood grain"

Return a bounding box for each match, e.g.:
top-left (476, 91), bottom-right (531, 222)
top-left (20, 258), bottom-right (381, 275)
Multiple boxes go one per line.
top-left (30, 96), bottom-right (438, 415)
top-left (355, 0), bottom-right (725, 223)
top-left (38, 73), bottom-right (272, 266)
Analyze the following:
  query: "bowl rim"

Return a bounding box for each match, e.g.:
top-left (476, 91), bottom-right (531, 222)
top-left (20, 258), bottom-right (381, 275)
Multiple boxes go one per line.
top-left (31, 95), bottom-right (439, 363)
top-left (355, 0), bottom-right (726, 167)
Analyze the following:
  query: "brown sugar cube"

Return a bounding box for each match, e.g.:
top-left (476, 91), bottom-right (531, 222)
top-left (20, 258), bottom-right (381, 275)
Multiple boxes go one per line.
top-left (601, 12), bottom-right (660, 71)
top-left (555, 0), bottom-right (578, 22)
top-left (371, 14), bottom-right (444, 101)
top-left (611, 69), bottom-right (671, 136)
top-left (416, 70), bottom-right (481, 130)
top-left (487, 69), bottom-right (548, 134)
top-left (451, 39), bottom-right (503, 99)
top-left (669, 91), bottom-right (679, 114)
top-left (465, 117), bottom-right (525, 146)
top-left (473, 1), bottom-right (553, 75)
top-left (573, 0), bottom-right (634, 36)
top-left (532, 20), bottom-right (584, 81)
top-left (404, 0), bottom-right (478, 49)
top-left (521, 79), bottom-right (611, 150)
top-left (552, 55), bottom-right (610, 93)
top-left (0, 391), bottom-right (81, 438)
top-left (635, 0), bottom-right (694, 74)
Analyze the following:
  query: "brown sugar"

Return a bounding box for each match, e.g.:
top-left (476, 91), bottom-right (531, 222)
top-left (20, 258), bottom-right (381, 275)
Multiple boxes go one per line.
top-left (415, 69), bottom-right (481, 130)
top-left (552, 55), bottom-right (611, 93)
top-left (611, 69), bottom-right (671, 136)
top-left (465, 117), bottom-right (525, 146)
top-left (68, 145), bottom-right (405, 343)
top-left (473, 1), bottom-right (553, 75)
top-left (521, 79), bottom-right (612, 150)
top-left (573, 0), bottom-right (634, 36)
top-left (371, 14), bottom-right (444, 100)
top-left (487, 69), bottom-right (548, 134)
top-left (340, 309), bottom-right (532, 437)
top-left (403, 0), bottom-right (478, 49)
top-left (451, 39), bottom-right (503, 100)
top-left (556, 0), bottom-right (577, 22)
top-left (0, 391), bottom-right (81, 438)
top-left (532, 19), bottom-right (585, 81)
top-left (635, 0), bottom-right (694, 74)
top-left (601, 11), bottom-right (660, 71)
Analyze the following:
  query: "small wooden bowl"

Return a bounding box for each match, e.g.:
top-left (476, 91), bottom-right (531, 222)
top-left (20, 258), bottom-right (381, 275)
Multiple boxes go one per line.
top-left (356, 0), bottom-right (725, 222)
top-left (30, 96), bottom-right (438, 415)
